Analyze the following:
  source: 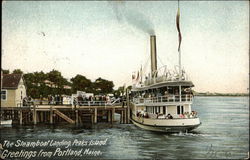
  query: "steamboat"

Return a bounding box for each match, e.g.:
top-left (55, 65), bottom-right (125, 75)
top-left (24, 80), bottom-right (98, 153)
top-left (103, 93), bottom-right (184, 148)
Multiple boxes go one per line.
top-left (130, 5), bottom-right (201, 132)
top-left (130, 35), bottom-right (201, 133)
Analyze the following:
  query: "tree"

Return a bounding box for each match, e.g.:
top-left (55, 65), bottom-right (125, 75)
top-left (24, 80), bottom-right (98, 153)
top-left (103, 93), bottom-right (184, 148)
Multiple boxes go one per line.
top-left (33, 71), bottom-right (48, 97)
top-left (113, 85), bottom-right (131, 97)
top-left (127, 85), bottom-right (132, 90)
top-left (47, 70), bottom-right (63, 85)
top-left (2, 69), bottom-right (9, 74)
top-left (47, 70), bottom-right (71, 96)
top-left (23, 73), bottom-right (36, 98)
top-left (23, 70), bottom-right (72, 98)
top-left (71, 74), bottom-right (92, 93)
top-left (12, 69), bottom-right (23, 74)
top-left (93, 77), bottom-right (114, 95)
top-left (113, 86), bottom-right (125, 97)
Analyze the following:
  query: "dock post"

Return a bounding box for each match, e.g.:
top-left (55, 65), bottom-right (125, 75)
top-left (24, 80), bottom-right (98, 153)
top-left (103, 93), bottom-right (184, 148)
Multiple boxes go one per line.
top-left (121, 110), bottom-right (124, 124)
top-left (124, 108), bottom-right (127, 124)
top-left (19, 108), bottom-right (23, 125)
top-left (36, 111), bottom-right (39, 123)
top-left (91, 114), bottom-right (94, 124)
top-left (112, 108), bottom-right (115, 124)
top-left (79, 111), bottom-right (82, 124)
top-left (40, 111), bottom-right (43, 122)
top-left (33, 105), bottom-right (37, 125)
top-left (50, 106), bottom-right (53, 124)
top-left (94, 108), bottom-right (97, 124)
top-left (107, 110), bottom-right (111, 122)
top-left (75, 109), bottom-right (79, 125)
top-left (126, 89), bottom-right (130, 124)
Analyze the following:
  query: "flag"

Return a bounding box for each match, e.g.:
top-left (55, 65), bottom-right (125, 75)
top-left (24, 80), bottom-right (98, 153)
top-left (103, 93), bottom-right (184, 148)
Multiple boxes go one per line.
top-left (140, 65), bottom-right (142, 83)
top-left (136, 71), bottom-right (139, 81)
top-left (176, 5), bottom-right (182, 52)
top-left (123, 83), bottom-right (126, 94)
top-left (132, 73), bottom-right (135, 80)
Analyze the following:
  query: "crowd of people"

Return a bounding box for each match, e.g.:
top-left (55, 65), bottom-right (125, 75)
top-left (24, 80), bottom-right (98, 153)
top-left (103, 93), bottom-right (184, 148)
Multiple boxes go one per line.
top-left (48, 95), bottom-right (64, 105)
top-left (136, 110), bottom-right (198, 119)
top-left (22, 96), bottom-right (34, 106)
top-left (21, 94), bottom-right (126, 107)
top-left (74, 95), bottom-right (126, 106)
top-left (132, 88), bottom-right (193, 102)
top-left (179, 111), bottom-right (198, 118)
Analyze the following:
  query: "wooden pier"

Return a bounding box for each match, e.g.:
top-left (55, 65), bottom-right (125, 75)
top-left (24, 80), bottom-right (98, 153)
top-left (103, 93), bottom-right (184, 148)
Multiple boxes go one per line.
top-left (0, 103), bottom-right (130, 125)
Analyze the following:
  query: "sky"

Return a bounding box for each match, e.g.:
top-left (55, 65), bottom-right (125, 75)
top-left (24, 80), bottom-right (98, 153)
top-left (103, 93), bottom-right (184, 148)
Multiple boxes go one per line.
top-left (2, 1), bottom-right (249, 93)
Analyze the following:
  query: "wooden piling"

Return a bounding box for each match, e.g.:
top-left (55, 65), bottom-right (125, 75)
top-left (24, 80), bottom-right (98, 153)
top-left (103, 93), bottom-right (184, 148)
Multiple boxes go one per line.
top-left (75, 109), bottom-right (79, 125)
top-left (91, 114), bottom-right (94, 124)
top-left (126, 89), bottom-right (130, 124)
top-left (79, 111), bottom-right (82, 124)
top-left (50, 106), bottom-right (53, 124)
top-left (120, 111), bottom-right (124, 123)
top-left (107, 110), bottom-right (111, 122)
top-left (19, 108), bottom-right (22, 125)
top-left (123, 108), bottom-right (127, 124)
top-left (33, 105), bottom-right (37, 124)
top-left (112, 108), bottom-right (115, 124)
top-left (94, 108), bottom-right (97, 123)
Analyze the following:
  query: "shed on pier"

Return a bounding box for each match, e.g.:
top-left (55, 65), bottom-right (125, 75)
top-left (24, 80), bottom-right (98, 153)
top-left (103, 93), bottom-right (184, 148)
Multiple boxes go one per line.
top-left (1, 73), bottom-right (26, 107)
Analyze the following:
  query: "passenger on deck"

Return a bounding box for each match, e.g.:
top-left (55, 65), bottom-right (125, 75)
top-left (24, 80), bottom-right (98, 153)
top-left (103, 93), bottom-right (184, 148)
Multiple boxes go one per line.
top-left (137, 111), bottom-right (140, 117)
top-left (23, 97), bottom-right (28, 106)
top-left (166, 113), bottom-right (173, 119)
top-left (179, 114), bottom-right (184, 118)
top-left (184, 112), bottom-right (189, 118)
top-left (156, 112), bottom-right (159, 118)
top-left (48, 95), bottom-right (52, 105)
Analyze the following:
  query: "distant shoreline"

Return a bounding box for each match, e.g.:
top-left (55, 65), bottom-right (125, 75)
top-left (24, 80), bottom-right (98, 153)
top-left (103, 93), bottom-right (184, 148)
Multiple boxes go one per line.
top-left (194, 93), bottom-right (249, 97)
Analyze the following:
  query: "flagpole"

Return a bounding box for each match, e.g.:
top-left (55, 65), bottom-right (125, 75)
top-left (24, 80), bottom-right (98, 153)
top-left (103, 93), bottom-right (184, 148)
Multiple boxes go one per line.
top-left (140, 65), bottom-right (142, 84)
top-left (179, 49), bottom-right (182, 81)
top-left (177, 0), bottom-right (181, 81)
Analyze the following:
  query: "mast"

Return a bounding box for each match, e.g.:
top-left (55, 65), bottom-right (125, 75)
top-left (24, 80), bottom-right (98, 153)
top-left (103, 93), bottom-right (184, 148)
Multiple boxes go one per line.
top-left (179, 48), bottom-right (181, 80)
top-left (176, 0), bottom-right (182, 81)
top-left (177, 0), bottom-right (182, 102)
top-left (140, 64), bottom-right (142, 83)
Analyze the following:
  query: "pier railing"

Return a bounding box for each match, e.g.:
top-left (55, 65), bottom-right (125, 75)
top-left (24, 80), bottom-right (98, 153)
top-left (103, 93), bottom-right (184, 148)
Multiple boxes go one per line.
top-left (74, 100), bottom-right (122, 106)
top-left (19, 98), bottom-right (123, 107)
top-left (132, 94), bottom-right (193, 104)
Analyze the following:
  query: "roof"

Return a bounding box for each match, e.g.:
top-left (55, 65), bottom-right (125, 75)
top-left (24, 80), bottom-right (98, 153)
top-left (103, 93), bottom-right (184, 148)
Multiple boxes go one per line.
top-left (2, 74), bottom-right (22, 89)
top-left (131, 80), bottom-right (194, 92)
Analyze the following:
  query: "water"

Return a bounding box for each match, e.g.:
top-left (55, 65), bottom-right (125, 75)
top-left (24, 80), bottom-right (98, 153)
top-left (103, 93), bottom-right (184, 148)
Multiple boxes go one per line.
top-left (0, 96), bottom-right (249, 159)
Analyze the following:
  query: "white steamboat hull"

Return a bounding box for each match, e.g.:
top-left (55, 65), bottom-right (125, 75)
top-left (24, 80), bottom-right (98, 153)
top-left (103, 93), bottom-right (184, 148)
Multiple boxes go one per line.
top-left (131, 116), bottom-right (201, 133)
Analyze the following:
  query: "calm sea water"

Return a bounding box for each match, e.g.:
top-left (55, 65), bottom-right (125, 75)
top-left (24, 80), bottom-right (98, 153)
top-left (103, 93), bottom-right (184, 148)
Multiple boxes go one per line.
top-left (0, 96), bottom-right (249, 159)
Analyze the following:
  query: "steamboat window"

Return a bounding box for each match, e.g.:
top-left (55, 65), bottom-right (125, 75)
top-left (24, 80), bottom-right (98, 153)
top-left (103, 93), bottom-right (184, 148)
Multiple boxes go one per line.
top-left (1, 90), bottom-right (7, 100)
top-left (163, 106), bottom-right (166, 114)
top-left (177, 105), bottom-right (184, 114)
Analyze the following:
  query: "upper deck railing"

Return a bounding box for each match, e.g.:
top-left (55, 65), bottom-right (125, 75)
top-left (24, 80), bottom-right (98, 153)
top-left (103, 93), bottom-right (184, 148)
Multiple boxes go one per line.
top-left (132, 94), bottom-right (193, 104)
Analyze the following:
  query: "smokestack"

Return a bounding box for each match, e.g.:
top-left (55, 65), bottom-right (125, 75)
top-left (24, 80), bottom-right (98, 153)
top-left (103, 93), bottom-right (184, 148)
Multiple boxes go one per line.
top-left (150, 35), bottom-right (157, 77)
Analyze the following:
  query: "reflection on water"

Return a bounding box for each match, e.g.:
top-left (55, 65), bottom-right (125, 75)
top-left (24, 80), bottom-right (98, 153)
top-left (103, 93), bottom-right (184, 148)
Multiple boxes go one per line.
top-left (0, 96), bottom-right (249, 159)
